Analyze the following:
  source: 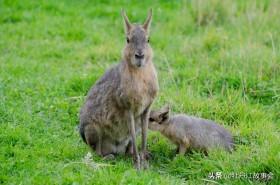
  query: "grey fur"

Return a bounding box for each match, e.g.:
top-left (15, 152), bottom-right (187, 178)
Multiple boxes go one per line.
top-left (79, 9), bottom-right (158, 169)
top-left (149, 106), bottom-right (234, 155)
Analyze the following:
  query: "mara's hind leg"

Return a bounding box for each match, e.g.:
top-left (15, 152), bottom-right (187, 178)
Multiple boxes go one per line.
top-left (84, 124), bottom-right (103, 156)
top-left (101, 138), bottom-right (116, 159)
top-left (79, 123), bottom-right (87, 143)
top-left (114, 138), bottom-right (131, 156)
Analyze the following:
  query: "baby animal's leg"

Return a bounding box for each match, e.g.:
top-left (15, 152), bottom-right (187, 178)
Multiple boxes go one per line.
top-left (175, 145), bottom-right (180, 154)
top-left (178, 145), bottom-right (187, 155)
top-left (178, 137), bottom-right (190, 155)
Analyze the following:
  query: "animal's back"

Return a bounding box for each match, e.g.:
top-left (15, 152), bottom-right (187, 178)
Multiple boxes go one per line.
top-left (79, 64), bottom-right (122, 134)
top-left (170, 115), bottom-right (234, 151)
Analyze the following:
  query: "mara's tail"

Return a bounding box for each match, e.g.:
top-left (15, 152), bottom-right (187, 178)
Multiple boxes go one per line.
top-left (224, 134), bottom-right (236, 153)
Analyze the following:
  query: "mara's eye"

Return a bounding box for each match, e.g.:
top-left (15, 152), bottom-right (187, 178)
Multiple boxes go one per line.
top-left (126, 38), bottom-right (130, 43)
top-left (149, 118), bottom-right (155, 122)
top-left (147, 38), bottom-right (150, 43)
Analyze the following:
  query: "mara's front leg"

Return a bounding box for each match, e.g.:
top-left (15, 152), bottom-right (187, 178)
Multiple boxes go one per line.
top-left (178, 138), bottom-right (191, 155)
top-left (140, 105), bottom-right (151, 169)
top-left (128, 111), bottom-right (140, 170)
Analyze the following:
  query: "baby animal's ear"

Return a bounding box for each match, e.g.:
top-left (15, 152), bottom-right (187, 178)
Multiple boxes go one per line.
top-left (161, 105), bottom-right (170, 114)
top-left (159, 105), bottom-right (170, 122)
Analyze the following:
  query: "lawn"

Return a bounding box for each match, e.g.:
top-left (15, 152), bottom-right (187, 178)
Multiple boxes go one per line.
top-left (0, 0), bottom-right (279, 184)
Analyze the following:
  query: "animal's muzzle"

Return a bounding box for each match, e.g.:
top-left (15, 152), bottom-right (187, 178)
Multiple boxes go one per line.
top-left (135, 53), bottom-right (144, 60)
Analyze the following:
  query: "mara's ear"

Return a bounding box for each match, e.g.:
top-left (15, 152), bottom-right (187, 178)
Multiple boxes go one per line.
top-left (149, 110), bottom-right (157, 121)
top-left (121, 9), bottom-right (131, 35)
top-left (143, 8), bottom-right (152, 34)
top-left (159, 105), bottom-right (170, 122)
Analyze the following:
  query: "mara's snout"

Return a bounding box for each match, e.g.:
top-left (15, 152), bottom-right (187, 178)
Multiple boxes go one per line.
top-left (135, 52), bottom-right (144, 59)
top-left (134, 52), bottom-right (145, 67)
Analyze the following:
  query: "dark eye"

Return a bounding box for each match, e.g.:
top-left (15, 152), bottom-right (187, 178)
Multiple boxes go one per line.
top-left (126, 37), bottom-right (130, 43)
top-left (149, 118), bottom-right (154, 122)
top-left (147, 38), bottom-right (150, 43)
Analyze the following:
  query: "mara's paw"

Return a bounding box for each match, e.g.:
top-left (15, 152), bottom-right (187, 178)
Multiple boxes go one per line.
top-left (133, 154), bottom-right (141, 170)
top-left (103, 154), bottom-right (115, 160)
top-left (140, 152), bottom-right (149, 169)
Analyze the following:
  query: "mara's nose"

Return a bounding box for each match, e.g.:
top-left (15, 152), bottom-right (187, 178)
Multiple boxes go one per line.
top-left (135, 53), bottom-right (144, 59)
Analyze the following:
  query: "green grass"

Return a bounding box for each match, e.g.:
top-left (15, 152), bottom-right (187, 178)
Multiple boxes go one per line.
top-left (0, 0), bottom-right (279, 184)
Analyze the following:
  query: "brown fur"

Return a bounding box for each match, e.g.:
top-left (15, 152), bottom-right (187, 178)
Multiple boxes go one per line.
top-left (149, 106), bottom-right (234, 155)
top-left (79, 9), bottom-right (158, 169)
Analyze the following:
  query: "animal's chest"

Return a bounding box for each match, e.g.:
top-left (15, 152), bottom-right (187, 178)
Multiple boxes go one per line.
top-left (120, 75), bottom-right (157, 114)
top-left (163, 125), bottom-right (185, 145)
top-left (103, 115), bottom-right (141, 141)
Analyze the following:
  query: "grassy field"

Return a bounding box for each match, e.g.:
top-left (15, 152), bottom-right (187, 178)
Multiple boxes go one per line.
top-left (0, 0), bottom-right (279, 184)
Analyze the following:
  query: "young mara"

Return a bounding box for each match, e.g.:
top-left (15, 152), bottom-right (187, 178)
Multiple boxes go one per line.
top-left (149, 106), bottom-right (234, 155)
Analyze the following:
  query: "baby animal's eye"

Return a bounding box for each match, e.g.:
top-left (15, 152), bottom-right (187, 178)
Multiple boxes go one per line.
top-left (126, 37), bottom-right (130, 43)
top-left (147, 38), bottom-right (150, 43)
top-left (149, 118), bottom-right (155, 122)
